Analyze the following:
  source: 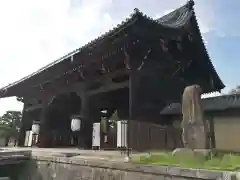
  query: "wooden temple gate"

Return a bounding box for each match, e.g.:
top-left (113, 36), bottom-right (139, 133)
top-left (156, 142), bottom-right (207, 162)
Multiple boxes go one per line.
top-left (0, 1), bottom-right (224, 151)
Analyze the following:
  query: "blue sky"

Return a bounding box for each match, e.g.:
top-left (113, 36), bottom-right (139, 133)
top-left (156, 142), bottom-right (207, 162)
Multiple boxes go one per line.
top-left (203, 0), bottom-right (240, 90)
top-left (0, 0), bottom-right (238, 115)
top-left (206, 34), bottom-right (240, 89)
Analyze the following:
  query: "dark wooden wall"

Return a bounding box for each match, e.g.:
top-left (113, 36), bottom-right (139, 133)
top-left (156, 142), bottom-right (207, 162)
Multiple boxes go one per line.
top-left (128, 120), bottom-right (183, 152)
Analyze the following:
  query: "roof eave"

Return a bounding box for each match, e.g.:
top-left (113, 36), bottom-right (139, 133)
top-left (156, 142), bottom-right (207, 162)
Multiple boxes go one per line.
top-left (191, 8), bottom-right (225, 91)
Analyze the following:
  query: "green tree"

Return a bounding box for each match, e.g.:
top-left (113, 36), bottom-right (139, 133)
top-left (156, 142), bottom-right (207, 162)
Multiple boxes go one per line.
top-left (0, 111), bottom-right (22, 139)
top-left (229, 86), bottom-right (240, 94)
top-left (0, 124), bottom-right (13, 138)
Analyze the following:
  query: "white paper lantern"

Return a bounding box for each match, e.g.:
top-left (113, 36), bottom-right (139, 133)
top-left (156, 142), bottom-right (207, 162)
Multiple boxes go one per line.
top-left (32, 123), bottom-right (40, 134)
top-left (71, 118), bottom-right (81, 132)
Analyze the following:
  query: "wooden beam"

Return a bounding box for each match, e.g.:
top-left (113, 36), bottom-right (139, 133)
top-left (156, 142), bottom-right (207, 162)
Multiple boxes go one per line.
top-left (88, 81), bottom-right (129, 96)
top-left (21, 69), bottom-right (130, 99)
top-left (24, 104), bottom-right (42, 112)
top-left (24, 81), bottom-right (129, 111)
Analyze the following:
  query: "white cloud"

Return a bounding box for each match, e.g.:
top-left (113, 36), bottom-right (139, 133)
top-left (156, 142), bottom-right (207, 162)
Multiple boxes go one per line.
top-left (0, 0), bottom-right (114, 115)
top-left (0, 0), bottom-right (222, 115)
top-left (0, 0), bottom-right (114, 85)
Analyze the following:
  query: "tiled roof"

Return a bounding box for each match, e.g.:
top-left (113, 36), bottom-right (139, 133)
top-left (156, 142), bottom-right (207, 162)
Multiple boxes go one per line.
top-left (160, 94), bottom-right (240, 115)
top-left (0, 4), bottom-right (194, 96)
top-left (157, 0), bottom-right (194, 28)
top-left (0, 0), bottom-right (224, 98)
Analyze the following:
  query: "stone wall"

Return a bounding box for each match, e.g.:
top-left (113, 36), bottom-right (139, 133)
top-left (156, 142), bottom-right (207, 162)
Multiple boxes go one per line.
top-left (18, 155), bottom-right (235, 180)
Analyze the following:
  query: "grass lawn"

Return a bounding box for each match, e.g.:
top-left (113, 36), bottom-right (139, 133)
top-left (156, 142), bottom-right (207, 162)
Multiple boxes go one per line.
top-left (133, 152), bottom-right (240, 171)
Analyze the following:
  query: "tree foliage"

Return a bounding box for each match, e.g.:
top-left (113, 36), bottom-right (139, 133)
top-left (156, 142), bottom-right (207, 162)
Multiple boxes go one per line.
top-left (229, 86), bottom-right (240, 94)
top-left (0, 110), bottom-right (22, 138)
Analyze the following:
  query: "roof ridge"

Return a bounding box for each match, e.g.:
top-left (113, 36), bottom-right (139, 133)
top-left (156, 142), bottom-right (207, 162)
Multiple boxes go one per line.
top-left (187, 0), bottom-right (195, 10)
top-left (156, 1), bottom-right (194, 27)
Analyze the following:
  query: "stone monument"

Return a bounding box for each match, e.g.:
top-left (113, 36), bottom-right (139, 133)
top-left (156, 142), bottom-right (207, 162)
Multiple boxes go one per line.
top-left (181, 85), bottom-right (207, 149)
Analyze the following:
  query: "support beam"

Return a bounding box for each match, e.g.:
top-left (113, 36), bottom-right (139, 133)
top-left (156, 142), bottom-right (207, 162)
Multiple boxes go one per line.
top-left (20, 69), bottom-right (130, 98)
top-left (24, 104), bottom-right (42, 112)
top-left (127, 72), bottom-right (137, 154)
top-left (129, 71), bottom-right (139, 119)
top-left (88, 81), bottom-right (129, 96)
top-left (79, 90), bottom-right (89, 119)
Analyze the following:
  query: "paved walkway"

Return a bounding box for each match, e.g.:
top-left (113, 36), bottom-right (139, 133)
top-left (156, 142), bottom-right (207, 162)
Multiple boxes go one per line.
top-left (1, 147), bottom-right (124, 155)
top-left (0, 147), bottom-right (144, 162)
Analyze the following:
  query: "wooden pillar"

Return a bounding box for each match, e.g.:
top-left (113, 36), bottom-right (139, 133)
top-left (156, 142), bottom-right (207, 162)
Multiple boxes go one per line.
top-left (80, 90), bottom-right (89, 119)
top-left (208, 116), bottom-right (216, 149)
top-left (18, 103), bottom-right (28, 146)
top-left (128, 71), bottom-right (138, 153)
top-left (38, 101), bottom-right (51, 148)
top-left (129, 71), bottom-right (138, 119)
top-left (76, 90), bottom-right (92, 149)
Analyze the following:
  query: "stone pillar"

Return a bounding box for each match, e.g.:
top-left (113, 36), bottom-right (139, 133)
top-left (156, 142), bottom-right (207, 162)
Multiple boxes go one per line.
top-left (181, 85), bottom-right (207, 149)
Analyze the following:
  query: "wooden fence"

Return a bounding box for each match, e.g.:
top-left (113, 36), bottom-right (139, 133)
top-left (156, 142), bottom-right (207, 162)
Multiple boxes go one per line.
top-left (129, 120), bottom-right (183, 151)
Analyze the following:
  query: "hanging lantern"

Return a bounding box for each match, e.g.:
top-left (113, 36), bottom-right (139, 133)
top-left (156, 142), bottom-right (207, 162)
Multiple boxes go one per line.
top-left (71, 117), bottom-right (81, 132)
top-left (32, 121), bottom-right (40, 134)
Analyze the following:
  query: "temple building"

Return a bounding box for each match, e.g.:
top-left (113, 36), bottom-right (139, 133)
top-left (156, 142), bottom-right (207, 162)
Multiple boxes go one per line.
top-left (160, 94), bottom-right (240, 152)
top-left (0, 1), bottom-right (224, 151)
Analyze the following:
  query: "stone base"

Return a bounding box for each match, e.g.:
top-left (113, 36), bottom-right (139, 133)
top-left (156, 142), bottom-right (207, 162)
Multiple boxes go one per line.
top-left (193, 149), bottom-right (212, 159)
top-left (172, 148), bottom-right (194, 158)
